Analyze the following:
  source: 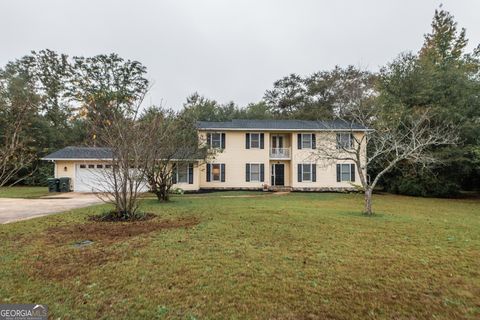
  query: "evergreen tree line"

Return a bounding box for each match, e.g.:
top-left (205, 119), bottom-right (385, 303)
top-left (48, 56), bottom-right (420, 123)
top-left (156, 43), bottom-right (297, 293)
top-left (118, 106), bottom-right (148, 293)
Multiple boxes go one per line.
top-left (1, 8), bottom-right (478, 196)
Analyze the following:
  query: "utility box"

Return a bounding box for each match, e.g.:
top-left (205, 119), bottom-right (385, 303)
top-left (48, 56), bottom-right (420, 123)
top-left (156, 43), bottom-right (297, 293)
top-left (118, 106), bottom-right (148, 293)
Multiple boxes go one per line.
top-left (58, 177), bottom-right (71, 192)
top-left (47, 178), bottom-right (60, 192)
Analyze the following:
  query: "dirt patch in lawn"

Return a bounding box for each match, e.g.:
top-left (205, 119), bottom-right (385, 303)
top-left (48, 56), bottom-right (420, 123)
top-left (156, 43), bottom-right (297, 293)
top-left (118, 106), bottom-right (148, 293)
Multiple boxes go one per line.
top-left (29, 216), bottom-right (200, 280)
top-left (44, 216), bottom-right (200, 245)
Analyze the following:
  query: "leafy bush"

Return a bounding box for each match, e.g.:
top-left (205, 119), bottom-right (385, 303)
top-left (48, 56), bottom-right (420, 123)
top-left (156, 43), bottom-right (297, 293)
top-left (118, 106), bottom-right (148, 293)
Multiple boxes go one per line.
top-left (169, 187), bottom-right (184, 195)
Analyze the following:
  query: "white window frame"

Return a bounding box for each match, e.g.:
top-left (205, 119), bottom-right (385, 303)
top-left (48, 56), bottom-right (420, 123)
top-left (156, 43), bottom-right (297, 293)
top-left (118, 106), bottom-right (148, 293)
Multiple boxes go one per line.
top-left (340, 164), bottom-right (352, 182)
top-left (211, 163), bottom-right (221, 181)
top-left (302, 163), bottom-right (313, 182)
top-left (176, 163), bottom-right (189, 184)
top-left (249, 133), bottom-right (261, 149)
top-left (301, 133), bottom-right (313, 149)
top-left (211, 133), bottom-right (223, 149)
top-left (337, 133), bottom-right (353, 149)
top-left (249, 163), bottom-right (261, 182)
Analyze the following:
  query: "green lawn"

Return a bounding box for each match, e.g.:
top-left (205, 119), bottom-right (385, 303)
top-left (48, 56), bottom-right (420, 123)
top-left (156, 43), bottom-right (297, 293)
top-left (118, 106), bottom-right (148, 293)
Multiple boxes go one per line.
top-left (0, 186), bottom-right (49, 198)
top-left (0, 192), bottom-right (479, 319)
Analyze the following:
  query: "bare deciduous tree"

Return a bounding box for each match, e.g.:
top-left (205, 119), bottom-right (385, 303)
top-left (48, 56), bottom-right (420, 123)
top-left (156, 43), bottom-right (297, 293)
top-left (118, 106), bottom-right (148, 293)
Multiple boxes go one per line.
top-left (141, 107), bottom-right (208, 202)
top-left (315, 109), bottom-right (458, 215)
top-left (87, 92), bottom-right (154, 220)
top-left (0, 71), bottom-right (39, 187)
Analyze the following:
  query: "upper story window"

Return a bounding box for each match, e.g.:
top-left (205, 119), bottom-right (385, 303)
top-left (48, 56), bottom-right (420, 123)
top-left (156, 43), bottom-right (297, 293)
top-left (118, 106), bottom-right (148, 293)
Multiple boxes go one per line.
top-left (297, 133), bottom-right (316, 149)
top-left (250, 133), bottom-right (260, 148)
top-left (211, 133), bottom-right (222, 148)
top-left (208, 132), bottom-right (225, 149)
top-left (337, 133), bottom-right (354, 149)
top-left (246, 133), bottom-right (264, 149)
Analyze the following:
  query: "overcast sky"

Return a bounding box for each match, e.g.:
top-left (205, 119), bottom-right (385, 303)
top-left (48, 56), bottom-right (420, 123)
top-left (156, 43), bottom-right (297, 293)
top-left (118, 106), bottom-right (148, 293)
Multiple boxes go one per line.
top-left (1, 0), bottom-right (479, 109)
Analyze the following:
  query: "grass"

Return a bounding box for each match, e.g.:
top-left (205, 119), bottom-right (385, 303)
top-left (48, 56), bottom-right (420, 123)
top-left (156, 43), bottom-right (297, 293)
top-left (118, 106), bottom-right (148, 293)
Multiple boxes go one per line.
top-left (0, 192), bottom-right (479, 319)
top-left (0, 186), bottom-right (49, 198)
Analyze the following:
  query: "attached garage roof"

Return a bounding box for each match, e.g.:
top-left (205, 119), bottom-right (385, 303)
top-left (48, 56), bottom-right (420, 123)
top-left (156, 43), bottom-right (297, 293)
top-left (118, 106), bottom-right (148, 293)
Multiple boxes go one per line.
top-left (42, 146), bottom-right (205, 161)
top-left (196, 119), bottom-right (369, 131)
top-left (42, 147), bottom-right (113, 160)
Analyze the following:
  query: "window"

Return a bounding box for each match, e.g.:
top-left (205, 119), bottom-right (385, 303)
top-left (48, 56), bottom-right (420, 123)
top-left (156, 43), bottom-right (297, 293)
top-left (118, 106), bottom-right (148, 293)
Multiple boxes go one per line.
top-left (176, 163), bottom-right (189, 184)
top-left (250, 164), bottom-right (260, 181)
top-left (96, 164), bottom-right (103, 169)
top-left (337, 133), bottom-right (353, 149)
top-left (250, 133), bottom-right (260, 149)
top-left (211, 133), bottom-right (222, 149)
top-left (302, 133), bottom-right (312, 149)
top-left (302, 164), bottom-right (312, 181)
top-left (340, 164), bottom-right (352, 181)
top-left (80, 164), bottom-right (86, 169)
top-left (88, 164), bottom-right (95, 169)
top-left (105, 164), bottom-right (112, 169)
top-left (211, 164), bottom-right (221, 181)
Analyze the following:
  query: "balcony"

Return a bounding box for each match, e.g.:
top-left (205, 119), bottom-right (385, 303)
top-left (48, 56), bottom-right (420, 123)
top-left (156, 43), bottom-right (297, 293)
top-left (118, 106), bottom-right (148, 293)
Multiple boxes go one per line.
top-left (270, 148), bottom-right (291, 159)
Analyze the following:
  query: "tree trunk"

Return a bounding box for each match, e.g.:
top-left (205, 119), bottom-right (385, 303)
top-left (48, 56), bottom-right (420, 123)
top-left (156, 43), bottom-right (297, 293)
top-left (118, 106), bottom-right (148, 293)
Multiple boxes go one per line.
top-left (155, 184), bottom-right (170, 202)
top-left (364, 188), bottom-right (373, 216)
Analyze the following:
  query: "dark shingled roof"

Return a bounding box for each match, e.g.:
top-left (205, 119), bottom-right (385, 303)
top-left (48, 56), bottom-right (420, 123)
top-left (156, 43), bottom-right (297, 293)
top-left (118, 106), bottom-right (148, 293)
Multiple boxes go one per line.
top-left (196, 119), bottom-right (369, 131)
top-left (42, 147), bottom-right (113, 160)
top-left (42, 146), bottom-right (205, 160)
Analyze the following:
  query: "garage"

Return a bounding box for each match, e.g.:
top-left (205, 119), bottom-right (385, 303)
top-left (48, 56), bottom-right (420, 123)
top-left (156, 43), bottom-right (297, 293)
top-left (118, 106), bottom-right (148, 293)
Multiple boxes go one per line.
top-left (75, 163), bottom-right (113, 192)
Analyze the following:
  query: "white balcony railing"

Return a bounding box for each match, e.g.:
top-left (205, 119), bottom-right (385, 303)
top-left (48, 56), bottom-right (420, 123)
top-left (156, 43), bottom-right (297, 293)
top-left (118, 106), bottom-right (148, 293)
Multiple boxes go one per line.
top-left (270, 148), bottom-right (291, 159)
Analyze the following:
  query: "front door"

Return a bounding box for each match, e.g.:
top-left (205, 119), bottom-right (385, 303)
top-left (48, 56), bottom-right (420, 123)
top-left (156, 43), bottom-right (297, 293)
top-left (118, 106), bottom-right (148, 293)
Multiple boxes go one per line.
top-left (271, 164), bottom-right (285, 186)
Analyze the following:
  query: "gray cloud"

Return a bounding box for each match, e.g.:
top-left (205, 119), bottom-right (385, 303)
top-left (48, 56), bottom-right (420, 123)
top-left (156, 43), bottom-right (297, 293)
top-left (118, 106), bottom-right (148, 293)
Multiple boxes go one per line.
top-left (1, 0), bottom-right (479, 109)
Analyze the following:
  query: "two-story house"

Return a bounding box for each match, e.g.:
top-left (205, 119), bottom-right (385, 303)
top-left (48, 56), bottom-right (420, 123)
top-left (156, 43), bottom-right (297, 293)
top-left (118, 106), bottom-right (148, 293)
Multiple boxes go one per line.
top-left (197, 119), bottom-right (367, 192)
top-left (43, 119), bottom-right (368, 192)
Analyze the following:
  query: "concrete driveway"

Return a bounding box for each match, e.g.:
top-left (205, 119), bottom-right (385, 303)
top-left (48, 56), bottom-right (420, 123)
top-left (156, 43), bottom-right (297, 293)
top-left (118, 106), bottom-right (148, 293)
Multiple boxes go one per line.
top-left (0, 193), bottom-right (103, 224)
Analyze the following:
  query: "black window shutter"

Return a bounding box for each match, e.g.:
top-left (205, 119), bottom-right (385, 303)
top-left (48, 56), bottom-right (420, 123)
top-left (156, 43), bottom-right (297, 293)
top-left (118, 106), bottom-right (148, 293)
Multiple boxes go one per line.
top-left (350, 133), bottom-right (354, 148)
top-left (312, 164), bottom-right (316, 182)
top-left (336, 164), bottom-right (341, 182)
top-left (297, 164), bottom-right (302, 182)
top-left (207, 133), bottom-right (212, 148)
top-left (221, 164), bottom-right (226, 182)
top-left (245, 133), bottom-right (250, 149)
top-left (350, 164), bottom-right (355, 182)
top-left (297, 134), bottom-right (302, 149)
top-left (206, 164), bottom-right (211, 182)
top-left (172, 163), bottom-right (177, 184)
top-left (312, 134), bottom-right (316, 149)
top-left (260, 133), bottom-right (265, 149)
top-left (221, 133), bottom-right (226, 149)
top-left (245, 163), bottom-right (250, 182)
top-left (188, 163), bottom-right (194, 184)
top-left (260, 164), bottom-right (265, 182)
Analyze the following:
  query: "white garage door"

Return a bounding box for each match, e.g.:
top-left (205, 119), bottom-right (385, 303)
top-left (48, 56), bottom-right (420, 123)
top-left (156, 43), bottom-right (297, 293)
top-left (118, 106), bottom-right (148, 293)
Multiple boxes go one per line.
top-left (75, 164), bottom-right (113, 192)
top-left (74, 164), bottom-right (149, 193)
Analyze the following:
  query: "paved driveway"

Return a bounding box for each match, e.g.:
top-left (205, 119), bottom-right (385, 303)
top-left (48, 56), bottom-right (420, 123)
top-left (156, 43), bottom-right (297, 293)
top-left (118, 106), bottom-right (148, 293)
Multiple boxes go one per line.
top-left (0, 193), bottom-right (103, 224)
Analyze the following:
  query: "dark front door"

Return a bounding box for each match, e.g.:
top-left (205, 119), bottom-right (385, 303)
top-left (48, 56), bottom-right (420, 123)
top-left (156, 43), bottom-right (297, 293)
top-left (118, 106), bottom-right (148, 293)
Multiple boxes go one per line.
top-left (272, 164), bottom-right (285, 186)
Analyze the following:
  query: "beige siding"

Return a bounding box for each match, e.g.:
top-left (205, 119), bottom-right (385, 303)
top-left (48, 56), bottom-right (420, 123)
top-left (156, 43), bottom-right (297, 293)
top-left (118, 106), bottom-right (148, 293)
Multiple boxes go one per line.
top-left (199, 130), bottom-right (367, 190)
top-left (55, 160), bottom-right (76, 190)
top-left (199, 131), bottom-right (270, 189)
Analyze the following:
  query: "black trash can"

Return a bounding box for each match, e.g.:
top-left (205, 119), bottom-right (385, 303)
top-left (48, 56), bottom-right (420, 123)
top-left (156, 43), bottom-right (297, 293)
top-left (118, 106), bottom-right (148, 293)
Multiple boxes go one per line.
top-left (58, 177), bottom-right (71, 192)
top-left (47, 178), bottom-right (60, 192)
